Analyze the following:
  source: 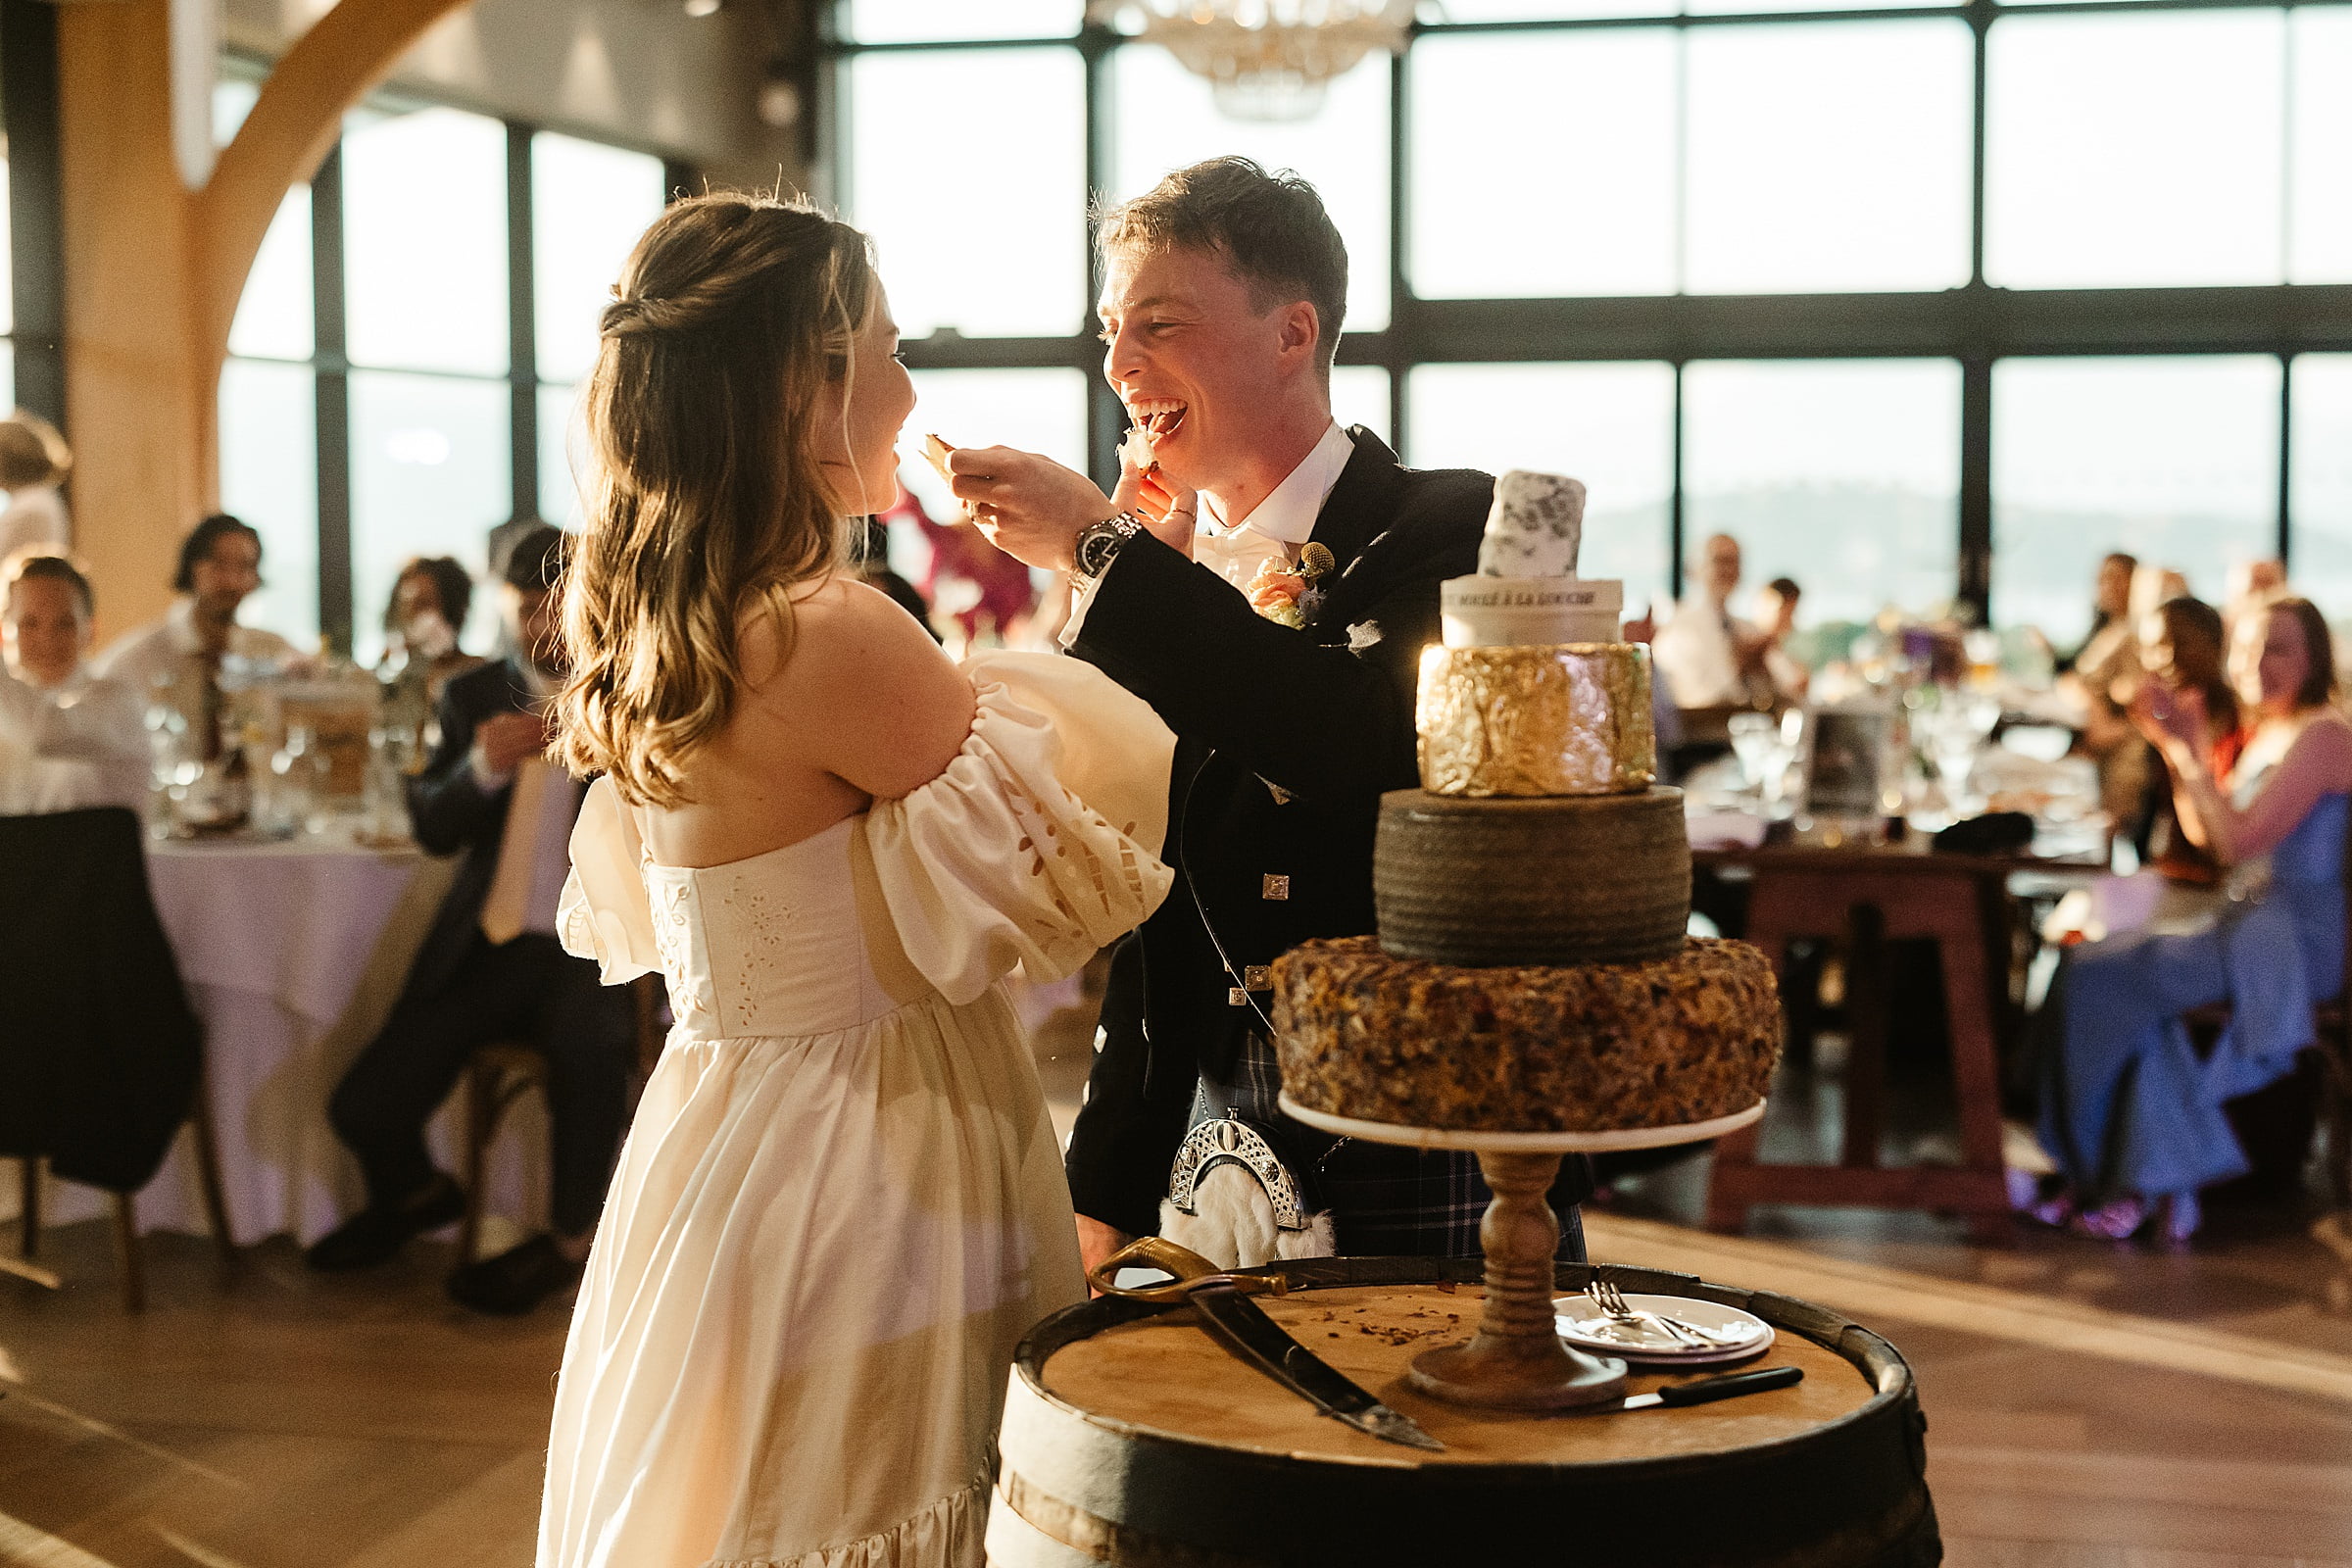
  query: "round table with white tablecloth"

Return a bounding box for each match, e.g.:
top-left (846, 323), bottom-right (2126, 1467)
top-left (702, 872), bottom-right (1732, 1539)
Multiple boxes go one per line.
top-left (2, 826), bottom-right (550, 1246)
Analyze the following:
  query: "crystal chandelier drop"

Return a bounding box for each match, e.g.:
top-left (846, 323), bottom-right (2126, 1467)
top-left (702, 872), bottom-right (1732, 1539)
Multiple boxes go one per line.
top-left (1094, 1), bottom-right (1418, 123)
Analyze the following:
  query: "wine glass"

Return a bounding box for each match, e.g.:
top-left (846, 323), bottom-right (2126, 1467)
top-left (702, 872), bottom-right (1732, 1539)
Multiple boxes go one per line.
top-left (1727, 711), bottom-right (1778, 793)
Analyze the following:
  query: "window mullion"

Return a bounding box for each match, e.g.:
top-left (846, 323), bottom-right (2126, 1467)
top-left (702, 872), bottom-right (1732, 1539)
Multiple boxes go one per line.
top-left (313, 144), bottom-right (353, 658)
top-left (509, 123), bottom-right (540, 529)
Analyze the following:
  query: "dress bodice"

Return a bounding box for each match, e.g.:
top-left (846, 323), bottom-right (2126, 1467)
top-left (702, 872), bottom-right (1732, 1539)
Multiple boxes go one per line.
top-left (639, 817), bottom-right (924, 1041)
top-left (560, 650), bottom-right (1179, 1044)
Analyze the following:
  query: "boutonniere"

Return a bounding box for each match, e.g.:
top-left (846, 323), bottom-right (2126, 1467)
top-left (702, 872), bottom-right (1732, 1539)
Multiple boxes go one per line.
top-left (1246, 543), bottom-right (1336, 629)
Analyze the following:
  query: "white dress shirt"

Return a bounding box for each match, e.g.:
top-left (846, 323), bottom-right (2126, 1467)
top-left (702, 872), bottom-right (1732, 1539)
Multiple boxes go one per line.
top-left (94, 597), bottom-right (302, 699)
top-left (0, 485), bottom-right (69, 563)
top-left (1651, 592), bottom-right (1760, 710)
top-left (1060, 421), bottom-right (1355, 649)
top-left (0, 663), bottom-right (150, 815)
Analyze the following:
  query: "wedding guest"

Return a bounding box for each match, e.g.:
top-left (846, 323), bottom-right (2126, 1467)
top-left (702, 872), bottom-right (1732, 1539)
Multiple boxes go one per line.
top-left (954, 156), bottom-right (1592, 1270)
top-left (1755, 575), bottom-right (1809, 706)
top-left (0, 555), bottom-right (147, 814)
top-left (0, 413), bottom-right (71, 562)
top-left (2127, 563), bottom-right (2191, 635)
top-left (307, 527), bottom-right (634, 1316)
top-left (2063, 553), bottom-right (2158, 838)
top-left (2223, 558), bottom-right (2287, 646)
top-left (2029, 596), bottom-right (2352, 1246)
top-left (1653, 533), bottom-right (1771, 710)
top-left (94, 515), bottom-right (302, 728)
top-left (381, 555), bottom-right (484, 702)
top-left (2057, 551), bottom-right (2136, 674)
top-left (2136, 596), bottom-right (2239, 885)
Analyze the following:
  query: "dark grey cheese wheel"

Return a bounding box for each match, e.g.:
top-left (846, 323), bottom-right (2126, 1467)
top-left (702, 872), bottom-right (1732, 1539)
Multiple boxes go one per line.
top-left (1373, 786), bottom-right (1690, 967)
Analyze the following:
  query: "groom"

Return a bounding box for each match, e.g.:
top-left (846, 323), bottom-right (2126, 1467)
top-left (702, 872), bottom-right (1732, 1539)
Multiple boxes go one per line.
top-left (954, 157), bottom-right (1591, 1272)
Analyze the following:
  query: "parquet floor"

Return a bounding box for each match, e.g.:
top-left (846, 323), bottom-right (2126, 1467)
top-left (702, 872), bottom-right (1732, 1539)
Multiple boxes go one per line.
top-left (2, 990), bottom-right (2348, 1565)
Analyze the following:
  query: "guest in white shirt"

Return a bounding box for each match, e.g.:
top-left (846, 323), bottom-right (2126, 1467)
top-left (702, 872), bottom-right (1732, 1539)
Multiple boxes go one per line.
top-left (1652, 532), bottom-right (1771, 710)
top-left (0, 555), bottom-right (149, 814)
top-left (94, 514), bottom-right (303, 709)
top-left (0, 412), bottom-right (72, 563)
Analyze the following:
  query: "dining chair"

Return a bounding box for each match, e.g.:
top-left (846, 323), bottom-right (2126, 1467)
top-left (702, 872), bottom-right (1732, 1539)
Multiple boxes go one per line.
top-left (0, 807), bottom-right (235, 1309)
top-left (453, 971), bottom-right (666, 1265)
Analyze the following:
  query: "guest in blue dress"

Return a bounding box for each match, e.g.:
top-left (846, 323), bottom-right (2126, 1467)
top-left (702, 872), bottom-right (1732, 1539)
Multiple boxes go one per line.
top-left (2032, 596), bottom-right (2352, 1245)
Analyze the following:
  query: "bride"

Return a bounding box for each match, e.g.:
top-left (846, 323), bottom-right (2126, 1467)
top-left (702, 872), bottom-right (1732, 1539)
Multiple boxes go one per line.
top-left (538, 194), bottom-right (1175, 1567)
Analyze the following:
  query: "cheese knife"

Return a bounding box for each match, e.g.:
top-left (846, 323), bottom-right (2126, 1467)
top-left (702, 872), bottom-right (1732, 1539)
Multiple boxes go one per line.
top-left (1089, 1238), bottom-right (1446, 1453)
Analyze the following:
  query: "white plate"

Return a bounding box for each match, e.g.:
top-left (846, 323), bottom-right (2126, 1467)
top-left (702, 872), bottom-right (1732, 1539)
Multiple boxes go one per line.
top-left (1553, 1292), bottom-right (1775, 1366)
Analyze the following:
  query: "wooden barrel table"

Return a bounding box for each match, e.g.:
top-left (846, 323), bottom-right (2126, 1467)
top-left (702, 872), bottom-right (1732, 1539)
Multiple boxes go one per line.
top-left (989, 1257), bottom-right (1938, 1568)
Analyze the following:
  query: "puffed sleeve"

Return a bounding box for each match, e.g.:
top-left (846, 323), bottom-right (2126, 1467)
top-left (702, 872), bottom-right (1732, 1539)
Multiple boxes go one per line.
top-left (865, 651), bottom-right (1175, 1005)
top-left (560, 776), bottom-right (662, 985)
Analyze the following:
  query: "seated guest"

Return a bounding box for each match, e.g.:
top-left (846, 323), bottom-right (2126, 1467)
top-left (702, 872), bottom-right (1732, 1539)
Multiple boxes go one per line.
top-left (1754, 575), bottom-right (1809, 706)
top-left (1653, 532), bottom-right (1771, 710)
top-left (2029, 596), bottom-right (2352, 1246)
top-left (382, 555), bottom-right (484, 703)
top-left (0, 412), bottom-right (72, 562)
top-left (2136, 596), bottom-right (2238, 885)
top-left (2223, 558), bottom-right (2286, 647)
top-left (308, 527), bottom-right (634, 1314)
top-left (2064, 554), bottom-right (2160, 840)
top-left (2058, 551), bottom-right (2136, 675)
top-left (95, 514), bottom-right (302, 709)
top-left (0, 555), bottom-right (147, 814)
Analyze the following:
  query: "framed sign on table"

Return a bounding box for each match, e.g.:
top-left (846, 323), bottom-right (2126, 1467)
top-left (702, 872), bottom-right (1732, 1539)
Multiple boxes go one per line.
top-left (1799, 706), bottom-right (1895, 824)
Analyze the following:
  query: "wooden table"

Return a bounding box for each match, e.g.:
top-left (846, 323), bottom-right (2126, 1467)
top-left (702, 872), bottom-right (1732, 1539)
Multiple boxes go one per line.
top-left (1695, 835), bottom-right (2102, 1245)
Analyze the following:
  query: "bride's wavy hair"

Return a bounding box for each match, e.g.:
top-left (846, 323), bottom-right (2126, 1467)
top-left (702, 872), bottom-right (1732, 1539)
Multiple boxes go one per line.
top-left (555, 193), bottom-right (875, 806)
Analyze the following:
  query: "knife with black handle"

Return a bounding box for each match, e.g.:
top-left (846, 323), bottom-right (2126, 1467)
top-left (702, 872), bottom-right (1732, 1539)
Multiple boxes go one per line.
top-left (1620, 1365), bottom-right (1803, 1409)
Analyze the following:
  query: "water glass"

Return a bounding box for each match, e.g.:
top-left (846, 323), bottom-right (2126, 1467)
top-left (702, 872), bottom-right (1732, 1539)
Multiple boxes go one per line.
top-left (1728, 711), bottom-right (1778, 791)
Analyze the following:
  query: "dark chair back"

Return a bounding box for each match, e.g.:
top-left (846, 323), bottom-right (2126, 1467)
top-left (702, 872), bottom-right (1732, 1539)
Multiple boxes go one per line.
top-left (0, 808), bottom-right (201, 1192)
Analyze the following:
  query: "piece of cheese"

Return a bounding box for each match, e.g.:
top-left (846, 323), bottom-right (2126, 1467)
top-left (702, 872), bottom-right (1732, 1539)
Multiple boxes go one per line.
top-left (1476, 469), bottom-right (1587, 579)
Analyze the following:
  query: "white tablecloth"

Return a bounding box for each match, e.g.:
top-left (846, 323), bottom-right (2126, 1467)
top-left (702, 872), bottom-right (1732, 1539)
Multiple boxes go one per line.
top-left (3, 828), bottom-right (550, 1246)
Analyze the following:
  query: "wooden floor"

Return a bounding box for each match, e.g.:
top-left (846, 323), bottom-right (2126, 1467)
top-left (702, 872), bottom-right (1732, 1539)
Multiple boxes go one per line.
top-left (4, 992), bottom-right (2350, 1565)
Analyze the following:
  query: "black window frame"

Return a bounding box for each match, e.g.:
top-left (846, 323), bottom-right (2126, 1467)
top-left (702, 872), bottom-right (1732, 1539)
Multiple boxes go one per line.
top-left (821, 0), bottom-right (2352, 619)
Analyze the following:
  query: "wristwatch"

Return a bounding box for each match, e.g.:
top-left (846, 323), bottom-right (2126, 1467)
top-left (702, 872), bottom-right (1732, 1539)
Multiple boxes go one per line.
top-left (1074, 512), bottom-right (1147, 580)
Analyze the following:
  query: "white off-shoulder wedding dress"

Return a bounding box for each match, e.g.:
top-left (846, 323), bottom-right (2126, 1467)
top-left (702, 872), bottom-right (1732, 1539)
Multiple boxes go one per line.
top-left (538, 653), bottom-right (1174, 1568)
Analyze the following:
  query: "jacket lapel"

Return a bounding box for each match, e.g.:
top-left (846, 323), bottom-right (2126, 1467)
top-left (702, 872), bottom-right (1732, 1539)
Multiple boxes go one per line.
top-left (1304, 426), bottom-right (1408, 630)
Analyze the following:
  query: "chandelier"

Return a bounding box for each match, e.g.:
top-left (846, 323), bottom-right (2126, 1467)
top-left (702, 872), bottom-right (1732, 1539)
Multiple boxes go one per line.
top-left (1093, 1), bottom-right (1419, 123)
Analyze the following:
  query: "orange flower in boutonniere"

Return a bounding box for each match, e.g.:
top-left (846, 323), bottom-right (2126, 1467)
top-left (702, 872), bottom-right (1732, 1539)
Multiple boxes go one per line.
top-left (1246, 543), bottom-right (1336, 630)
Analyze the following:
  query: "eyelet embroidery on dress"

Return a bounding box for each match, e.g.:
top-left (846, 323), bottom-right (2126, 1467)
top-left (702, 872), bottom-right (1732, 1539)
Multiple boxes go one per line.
top-left (723, 882), bottom-right (797, 1032)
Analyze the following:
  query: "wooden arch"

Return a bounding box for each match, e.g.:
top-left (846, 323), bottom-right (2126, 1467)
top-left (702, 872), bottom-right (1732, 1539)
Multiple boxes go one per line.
top-left (58, 0), bottom-right (473, 640)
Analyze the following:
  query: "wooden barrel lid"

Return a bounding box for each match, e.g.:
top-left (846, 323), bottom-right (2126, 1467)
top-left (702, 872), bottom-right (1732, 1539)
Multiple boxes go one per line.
top-left (996, 1258), bottom-right (1937, 1568)
top-left (1044, 1283), bottom-right (1873, 1469)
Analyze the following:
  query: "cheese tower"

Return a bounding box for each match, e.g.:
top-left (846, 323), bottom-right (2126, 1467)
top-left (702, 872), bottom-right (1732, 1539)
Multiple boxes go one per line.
top-left (1273, 471), bottom-right (1779, 1137)
top-left (1380, 469), bottom-right (1685, 967)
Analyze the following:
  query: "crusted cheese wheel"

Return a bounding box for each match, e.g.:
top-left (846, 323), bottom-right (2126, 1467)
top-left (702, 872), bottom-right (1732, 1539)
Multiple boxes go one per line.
top-left (1273, 935), bottom-right (1780, 1134)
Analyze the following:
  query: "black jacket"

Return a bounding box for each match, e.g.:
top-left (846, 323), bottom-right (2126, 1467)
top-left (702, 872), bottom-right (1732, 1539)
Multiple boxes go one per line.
top-left (401, 658), bottom-right (584, 999)
top-left (0, 808), bottom-right (202, 1193)
top-left (1063, 428), bottom-right (1494, 1236)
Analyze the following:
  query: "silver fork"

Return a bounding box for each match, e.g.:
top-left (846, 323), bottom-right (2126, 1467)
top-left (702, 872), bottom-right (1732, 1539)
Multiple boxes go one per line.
top-left (1589, 1278), bottom-right (1710, 1348)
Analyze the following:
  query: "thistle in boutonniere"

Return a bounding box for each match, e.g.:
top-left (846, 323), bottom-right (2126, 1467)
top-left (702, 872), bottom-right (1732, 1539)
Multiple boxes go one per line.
top-left (1247, 542), bottom-right (1336, 630)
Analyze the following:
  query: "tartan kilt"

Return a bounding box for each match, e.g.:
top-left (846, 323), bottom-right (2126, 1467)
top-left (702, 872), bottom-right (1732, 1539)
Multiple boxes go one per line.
top-left (1186, 1029), bottom-right (1587, 1262)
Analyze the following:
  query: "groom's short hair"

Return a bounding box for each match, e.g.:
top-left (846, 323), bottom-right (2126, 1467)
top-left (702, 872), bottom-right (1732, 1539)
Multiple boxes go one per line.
top-left (1096, 157), bottom-right (1348, 374)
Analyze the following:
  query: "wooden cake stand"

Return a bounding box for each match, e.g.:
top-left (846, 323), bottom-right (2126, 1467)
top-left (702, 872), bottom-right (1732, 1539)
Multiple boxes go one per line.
top-left (1278, 1096), bottom-right (1766, 1412)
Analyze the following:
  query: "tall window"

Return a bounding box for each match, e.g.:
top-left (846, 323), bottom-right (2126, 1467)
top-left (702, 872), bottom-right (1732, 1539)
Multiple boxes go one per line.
top-left (827, 3), bottom-right (2352, 632)
top-left (215, 74), bottom-right (678, 657)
